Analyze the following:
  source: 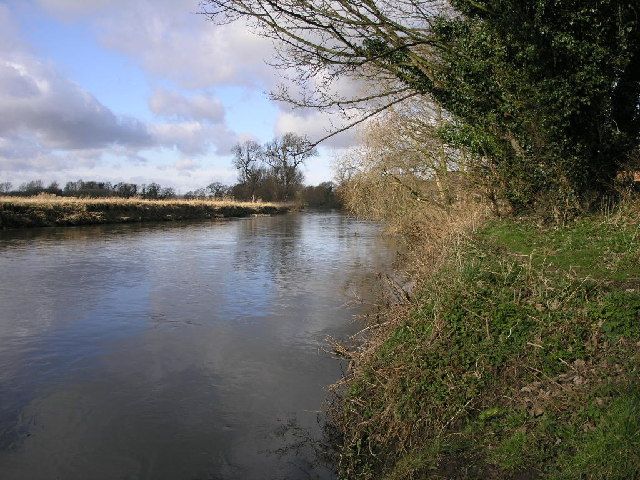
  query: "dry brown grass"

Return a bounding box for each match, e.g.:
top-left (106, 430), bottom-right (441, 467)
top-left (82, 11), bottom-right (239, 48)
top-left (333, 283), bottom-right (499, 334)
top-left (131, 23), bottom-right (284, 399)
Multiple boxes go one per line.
top-left (340, 171), bottom-right (491, 277)
top-left (0, 195), bottom-right (291, 228)
top-left (0, 195), bottom-right (283, 208)
top-left (335, 100), bottom-right (491, 278)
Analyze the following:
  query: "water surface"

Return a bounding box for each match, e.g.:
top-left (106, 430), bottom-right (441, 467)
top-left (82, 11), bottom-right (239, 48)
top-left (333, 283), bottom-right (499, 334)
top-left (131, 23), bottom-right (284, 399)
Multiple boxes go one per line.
top-left (0, 212), bottom-right (391, 480)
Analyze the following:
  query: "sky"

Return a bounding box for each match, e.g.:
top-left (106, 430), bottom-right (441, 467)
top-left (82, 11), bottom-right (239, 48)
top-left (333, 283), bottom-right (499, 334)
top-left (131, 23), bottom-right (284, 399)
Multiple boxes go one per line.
top-left (0, 0), bottom-right (356, 192)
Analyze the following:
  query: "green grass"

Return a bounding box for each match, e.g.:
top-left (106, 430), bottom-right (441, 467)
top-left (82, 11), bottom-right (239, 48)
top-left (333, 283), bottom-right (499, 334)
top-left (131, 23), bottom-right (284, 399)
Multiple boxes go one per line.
top-left (480, 216), bottom-right (640, 281)
top-left (335, 206), bottom-right (640, 479)
top-left (551, 387), bottom-right (640, 480)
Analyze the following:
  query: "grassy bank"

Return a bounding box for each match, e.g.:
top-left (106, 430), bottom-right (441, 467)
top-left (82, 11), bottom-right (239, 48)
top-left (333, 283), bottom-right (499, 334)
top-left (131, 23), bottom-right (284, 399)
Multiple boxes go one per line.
top-left (0, 196), bottom-right (290, 228)
top-left (334, 202), bottom-right (640, 479)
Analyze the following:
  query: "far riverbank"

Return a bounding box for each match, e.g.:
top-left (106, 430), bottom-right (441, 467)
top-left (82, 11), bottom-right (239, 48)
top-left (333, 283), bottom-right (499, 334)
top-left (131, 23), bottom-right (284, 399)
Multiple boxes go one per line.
top-left (0, 196), bottom-right (291, 229)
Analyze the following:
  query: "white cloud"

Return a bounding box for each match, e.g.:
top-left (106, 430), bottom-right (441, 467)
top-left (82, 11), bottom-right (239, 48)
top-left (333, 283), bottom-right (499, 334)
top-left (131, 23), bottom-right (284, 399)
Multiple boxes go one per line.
top-left (0, 4), bottom-right (147, 162)
top-left (0, 13), bottom-right (153, 173)
top-left (151, 121), bottom-right (236, 156)
top-left (148, 89), bottom-right (235, 155)
top-left (0, 3), bottom-right (242, 183)
top-left (0, 58), bottom-right (152, 151)
top-left (149, 88), bottom-right (225, 123)
top-left (275, 110), bottom-right (360, 150)
top-left (173, 158), bottom-right (199, 171)
top-left (0, 4), bottom-right (23, 50)
top-left (0, 140), bottom-right (102, 172)
top-left (34, 0), bottom-right (276, 89)
top-left (91, 0), bottom-right (276, 89)
top-left (33, 0), bottom-right (362, 151)
top-left (2, 0), bottom-right (342, 187)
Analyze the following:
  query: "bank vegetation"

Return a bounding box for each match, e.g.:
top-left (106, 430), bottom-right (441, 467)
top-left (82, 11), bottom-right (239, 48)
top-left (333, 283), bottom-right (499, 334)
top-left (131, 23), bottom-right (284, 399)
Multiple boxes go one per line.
top-left (0, 196), bottom-right (290, 229)
top-left (323, 90), bottom-right (640, 477)
top-left (200, 0), bottom-right (639, 477)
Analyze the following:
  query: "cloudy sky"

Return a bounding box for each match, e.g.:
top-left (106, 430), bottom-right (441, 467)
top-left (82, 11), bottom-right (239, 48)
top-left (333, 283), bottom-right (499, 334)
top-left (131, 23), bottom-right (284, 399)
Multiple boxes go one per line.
top-left (0, 0), bottom-right (353, 192)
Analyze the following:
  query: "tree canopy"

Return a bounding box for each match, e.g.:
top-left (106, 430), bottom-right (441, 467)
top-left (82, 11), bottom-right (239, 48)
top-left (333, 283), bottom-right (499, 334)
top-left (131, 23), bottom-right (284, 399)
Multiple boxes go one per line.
top-left (203, 0), bottom-right (640, 213)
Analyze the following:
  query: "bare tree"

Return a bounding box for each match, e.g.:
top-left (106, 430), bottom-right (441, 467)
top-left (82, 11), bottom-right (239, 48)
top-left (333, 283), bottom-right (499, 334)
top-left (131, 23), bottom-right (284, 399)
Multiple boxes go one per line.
top-left (206, 182), bottom-right (230, 198)
top-left (232, 140), bottom-right (265, 201)
top-left (114, 182), bottom-right (138, 198)
top-left (0, 182), bottom-right (12, 194)
top-left (264, 133), bottom-right (317, 200)
top-left (141, 183), bottom-right (162, 199)
top-left (200, 1), bottom-right (446, 144)
top-left (19, 180), bottom-right (44, 195)
top-left (338, 97), bottom-right (471, 217)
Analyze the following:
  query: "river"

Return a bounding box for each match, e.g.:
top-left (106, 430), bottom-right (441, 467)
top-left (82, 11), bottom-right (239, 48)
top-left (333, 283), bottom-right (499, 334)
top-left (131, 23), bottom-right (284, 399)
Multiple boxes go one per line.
top-left (0, 212), bottom-right (392, 480)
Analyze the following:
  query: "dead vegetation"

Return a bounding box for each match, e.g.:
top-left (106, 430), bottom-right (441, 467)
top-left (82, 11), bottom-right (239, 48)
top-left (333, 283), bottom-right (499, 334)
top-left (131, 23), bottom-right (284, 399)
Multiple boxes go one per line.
top-left (0, 195), bottom-right (290, 228)
top-left (336, 98), bottom-right (491, 277)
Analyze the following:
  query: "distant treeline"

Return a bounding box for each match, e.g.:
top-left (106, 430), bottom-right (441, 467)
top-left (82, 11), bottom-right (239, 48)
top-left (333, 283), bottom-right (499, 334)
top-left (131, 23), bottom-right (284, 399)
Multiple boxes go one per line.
top-left (0, 179), bottom-right (176, 200)
top-left (0, 133), bottom-right (342, 209)
top-left (0, 178), bottom-right (341, 209)
top-left (184, 181), bottom-right (341, 209)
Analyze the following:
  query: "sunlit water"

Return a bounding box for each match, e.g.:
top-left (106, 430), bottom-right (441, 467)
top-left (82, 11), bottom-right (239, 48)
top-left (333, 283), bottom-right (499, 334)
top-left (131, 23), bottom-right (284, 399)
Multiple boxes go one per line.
top-left (0, 212), bottom-right (392, 480)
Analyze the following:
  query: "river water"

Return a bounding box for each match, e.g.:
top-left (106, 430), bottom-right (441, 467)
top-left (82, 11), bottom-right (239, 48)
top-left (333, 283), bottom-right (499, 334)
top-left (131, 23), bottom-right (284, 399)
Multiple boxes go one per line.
top-left (0, 212), bottom-right (392, 480)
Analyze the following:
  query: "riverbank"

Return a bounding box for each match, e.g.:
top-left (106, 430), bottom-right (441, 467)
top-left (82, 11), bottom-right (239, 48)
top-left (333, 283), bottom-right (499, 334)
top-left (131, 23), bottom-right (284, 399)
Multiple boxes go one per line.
top-left (0, 196), bottom-right (291, 228)
top-left (333, 200), bottom-right (640, 479)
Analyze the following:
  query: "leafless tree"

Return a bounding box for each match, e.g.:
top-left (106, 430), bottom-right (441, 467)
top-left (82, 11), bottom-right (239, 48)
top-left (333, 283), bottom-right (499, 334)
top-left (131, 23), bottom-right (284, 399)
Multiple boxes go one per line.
top-left (206, 182), bottom-right (230, 198)
top-left (264, 133), bottom-right (317, 200)
top-left (19, 180), bottom-right (44, 194)
top-left (200, 1), bottom-right (451, 145)
top-left (0, 181), bottom-right (12, 194)
top-left (232, 140), bottom-right (265, 200)
top-left (337, 97), bottom-right (469, 212)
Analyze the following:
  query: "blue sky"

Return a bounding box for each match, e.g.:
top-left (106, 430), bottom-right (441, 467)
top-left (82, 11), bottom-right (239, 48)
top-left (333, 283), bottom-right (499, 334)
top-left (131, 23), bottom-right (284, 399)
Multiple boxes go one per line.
top-left (0, 0), bottom-right (350, 192)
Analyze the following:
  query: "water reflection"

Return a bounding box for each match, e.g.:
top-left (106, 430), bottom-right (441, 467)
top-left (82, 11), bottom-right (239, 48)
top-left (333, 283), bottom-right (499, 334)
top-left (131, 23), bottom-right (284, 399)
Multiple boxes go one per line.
top-left (0, 212), bottom-right (392, 479)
